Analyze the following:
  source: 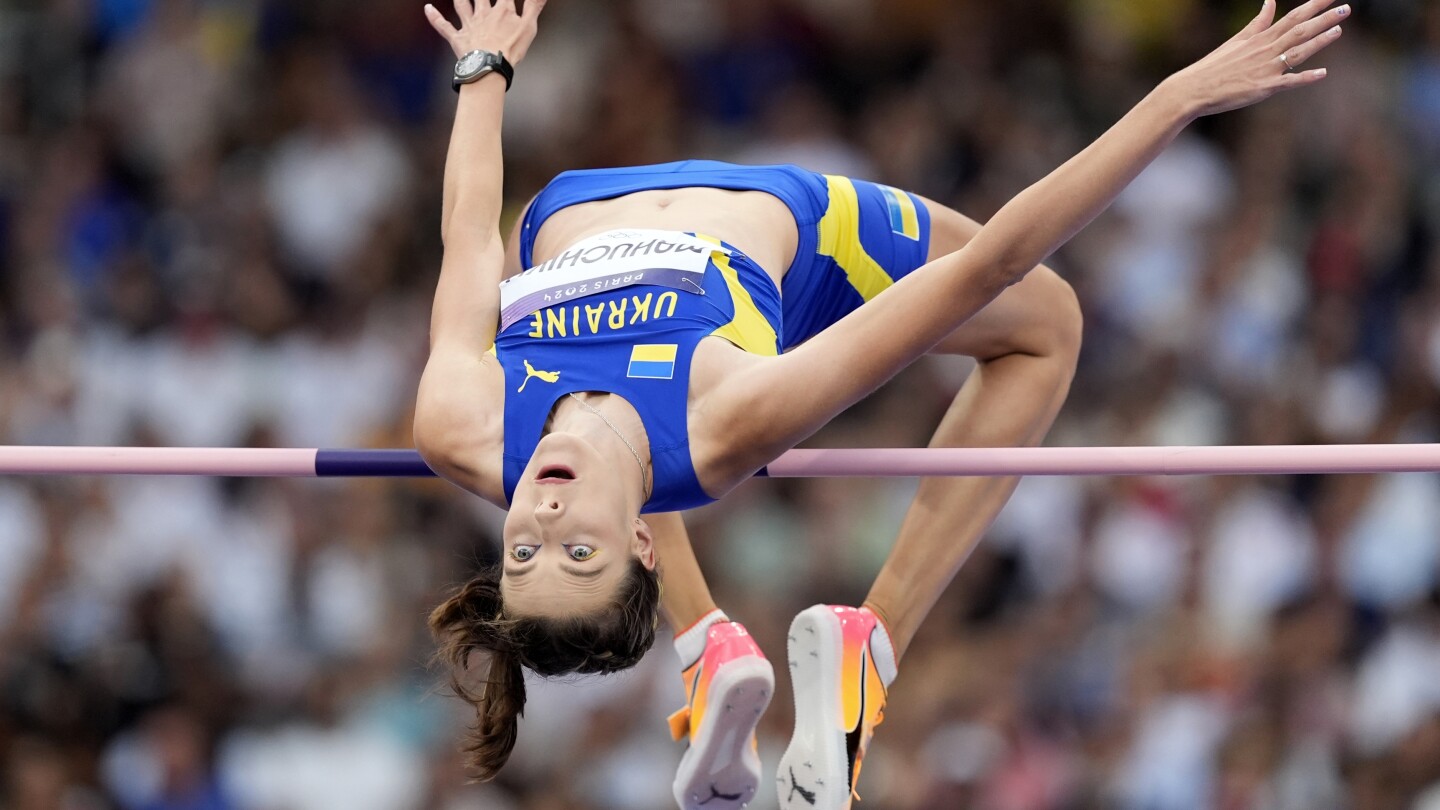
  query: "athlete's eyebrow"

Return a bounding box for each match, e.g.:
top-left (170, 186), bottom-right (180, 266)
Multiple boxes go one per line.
top-left (504, 565), bottom-right (532, 578)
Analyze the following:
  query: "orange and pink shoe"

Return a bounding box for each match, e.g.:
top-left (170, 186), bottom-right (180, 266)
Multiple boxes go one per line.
top-left (669, 620), bottom-right (774, 810)
top-left (776, 605), bottom-right (898, 810)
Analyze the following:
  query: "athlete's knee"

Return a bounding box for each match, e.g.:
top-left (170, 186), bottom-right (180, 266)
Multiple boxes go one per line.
top-left (1030, 267), bottom-right (1083, 365)
top-left (971, 265), bottom-right (1082, 365)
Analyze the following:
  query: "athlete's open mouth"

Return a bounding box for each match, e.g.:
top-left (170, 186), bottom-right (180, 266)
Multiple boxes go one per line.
top-left (536, 465), bottom-right (576, 482)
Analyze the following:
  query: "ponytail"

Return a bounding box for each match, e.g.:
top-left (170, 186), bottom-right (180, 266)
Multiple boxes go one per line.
top-left (429, 570), bottom-right (526, 781)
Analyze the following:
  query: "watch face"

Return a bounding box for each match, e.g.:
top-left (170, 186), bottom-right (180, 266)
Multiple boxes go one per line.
top-left (456, 51), bottom-right (490, 79)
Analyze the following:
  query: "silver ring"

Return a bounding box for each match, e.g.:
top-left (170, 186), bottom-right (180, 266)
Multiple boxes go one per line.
top-left (1279, 53), bottom-right (1293, 71)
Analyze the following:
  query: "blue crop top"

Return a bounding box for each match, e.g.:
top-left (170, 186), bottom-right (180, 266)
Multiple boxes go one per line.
top-left (494, 229), bottom-right (783, 513)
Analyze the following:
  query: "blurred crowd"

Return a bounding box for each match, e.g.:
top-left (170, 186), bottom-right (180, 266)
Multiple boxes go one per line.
top-left (2, 0), bottom-right (1440, 807)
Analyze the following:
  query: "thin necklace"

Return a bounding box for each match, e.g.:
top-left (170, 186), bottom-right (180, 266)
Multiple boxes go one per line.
top-left (567, 392), bottom-right (652, 501)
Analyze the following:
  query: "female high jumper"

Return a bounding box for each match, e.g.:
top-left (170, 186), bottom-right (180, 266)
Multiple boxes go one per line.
top-left (411, 1), bottom-right (1346, 807)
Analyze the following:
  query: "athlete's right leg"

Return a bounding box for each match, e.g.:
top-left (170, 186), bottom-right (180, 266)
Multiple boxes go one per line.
top-left (652, 512), bottom-right (774, 810)
top-left (778, 198), bottom-right (1082, 810)
top-left (860, 199), bottom-right (1083, 660)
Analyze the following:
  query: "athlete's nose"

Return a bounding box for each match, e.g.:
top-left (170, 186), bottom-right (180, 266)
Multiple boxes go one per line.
top-left (535, 498), bottom-right (564, 519)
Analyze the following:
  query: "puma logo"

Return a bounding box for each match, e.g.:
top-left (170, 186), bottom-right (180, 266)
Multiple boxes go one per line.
top-left (696, 784), bottom-right (744, 805)
top-left (786, 768), bottom-right (817, 805)
top-left (518, 359), bottom-right (560, 392)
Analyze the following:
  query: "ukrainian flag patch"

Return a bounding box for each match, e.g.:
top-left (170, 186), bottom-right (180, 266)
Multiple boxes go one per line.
top-left (627, 344), bottom-right (678, 379)
top-left (881, 185), bottom-right (920, 241)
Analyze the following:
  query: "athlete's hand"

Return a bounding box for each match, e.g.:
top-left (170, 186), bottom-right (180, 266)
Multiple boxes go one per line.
top-left (425, 0), bottom-right (546, 65)
top-left (1164, 0), bottom-right (1347, 119)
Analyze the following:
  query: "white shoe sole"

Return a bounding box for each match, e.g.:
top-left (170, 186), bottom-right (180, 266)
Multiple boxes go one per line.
top-left (673, 655), bottom-right (774, 810)
top-left (776, 606), bottom-right (851, 810)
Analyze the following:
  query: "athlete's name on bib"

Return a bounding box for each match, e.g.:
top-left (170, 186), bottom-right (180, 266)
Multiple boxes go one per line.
top-left (527, 230), bottom-right (715, 275)
top-left (499, 230), bottom-right (722, 331)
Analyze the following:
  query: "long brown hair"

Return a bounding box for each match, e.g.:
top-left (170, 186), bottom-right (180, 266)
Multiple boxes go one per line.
top-left (428, 558), bottom-right (661, 780)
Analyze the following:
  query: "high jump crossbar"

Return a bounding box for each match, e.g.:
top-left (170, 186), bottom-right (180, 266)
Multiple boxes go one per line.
top-left (0, 445), bottom-right (1437, 478)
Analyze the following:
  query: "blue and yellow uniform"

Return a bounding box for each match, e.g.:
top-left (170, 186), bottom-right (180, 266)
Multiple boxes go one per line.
top-left (499, 161), bottom-right (933, 512)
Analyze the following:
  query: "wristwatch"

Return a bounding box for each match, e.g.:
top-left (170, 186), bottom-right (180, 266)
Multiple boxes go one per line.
top-left (452, 49), bottom-right (514, 92)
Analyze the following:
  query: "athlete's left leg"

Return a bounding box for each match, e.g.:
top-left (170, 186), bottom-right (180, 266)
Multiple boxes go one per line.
top-left (651, 512), bottom-right (719, 632)
top-left (652, 512), bottom-right (774, 810)
top-left (860, 198), bottom-right (1083, 659)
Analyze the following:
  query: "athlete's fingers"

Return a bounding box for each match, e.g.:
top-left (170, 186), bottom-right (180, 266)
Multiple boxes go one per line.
top-left (1265, 0), bottom-right (1338, 42)
top-left (424, 3), bottom-right (460, 44)
top-left (1240, 0), bottom-right (1277, 37)
top-left (1278, 22), bottom-right (1342, 68)
top-left (452, 0), bottom-right (473, 24)
top-left (526, 0), bottom-right (547, 18)
top-left (1279, 4), bottom-right (1349, 51)
top-left (1272, 66), bottom-right (1329, 91)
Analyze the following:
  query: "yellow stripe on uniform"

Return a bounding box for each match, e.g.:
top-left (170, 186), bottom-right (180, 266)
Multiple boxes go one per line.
top-left (696, 234), bottom-right (779, 357)
top-left (889, 186), bottom-right (920, 240)
top-left (819, 176), bottom-right (894, 302)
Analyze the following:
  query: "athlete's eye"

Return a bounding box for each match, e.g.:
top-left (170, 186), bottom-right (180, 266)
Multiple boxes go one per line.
top-left (566, 544), bottom-right (596, 561)
top-left (510, 545), bottom-right (539, 561)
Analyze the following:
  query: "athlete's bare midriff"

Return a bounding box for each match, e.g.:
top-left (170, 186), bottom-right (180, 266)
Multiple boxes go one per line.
top-left (528, 187), bottom-right (800, 288)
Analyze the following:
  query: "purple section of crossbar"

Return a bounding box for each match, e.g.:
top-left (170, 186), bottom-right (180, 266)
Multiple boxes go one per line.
top-left (763, 445), bottom-right (1440, 477)
top-left (316, 449), bottom-right (434, 477)
top-left (0, 447), bottom-right (319, 476)
top-left (2, 444), bottom-right (1439, 478)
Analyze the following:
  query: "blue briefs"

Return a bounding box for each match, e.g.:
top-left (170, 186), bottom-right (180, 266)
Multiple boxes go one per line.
top-left (518, 160), bottom-right (934, 350)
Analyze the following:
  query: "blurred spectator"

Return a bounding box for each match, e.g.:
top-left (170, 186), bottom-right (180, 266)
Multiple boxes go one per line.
top-left (263, 49), bottom-right (412, 283)
top-left (102, 706), bottom-right (234, 810)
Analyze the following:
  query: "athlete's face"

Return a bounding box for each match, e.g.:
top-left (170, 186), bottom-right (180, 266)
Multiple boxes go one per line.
top-left (500, 433), bottom-right (656, 617)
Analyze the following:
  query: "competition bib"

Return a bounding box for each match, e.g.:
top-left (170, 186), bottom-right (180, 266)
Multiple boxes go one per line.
top-left (499, 230), bottom-right (723, 331)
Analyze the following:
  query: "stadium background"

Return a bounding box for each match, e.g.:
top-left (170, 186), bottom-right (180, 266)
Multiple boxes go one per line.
top-left (3, 0), bottom-right (1440, 807)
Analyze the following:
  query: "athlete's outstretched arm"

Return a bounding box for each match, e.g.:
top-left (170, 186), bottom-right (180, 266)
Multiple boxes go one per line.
top-left (422, 0), bottom-right (546, 353)
top-left (723, 0), bottom-right (1347, 467)
top-left (414, 0), bottom-right (545, 502)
